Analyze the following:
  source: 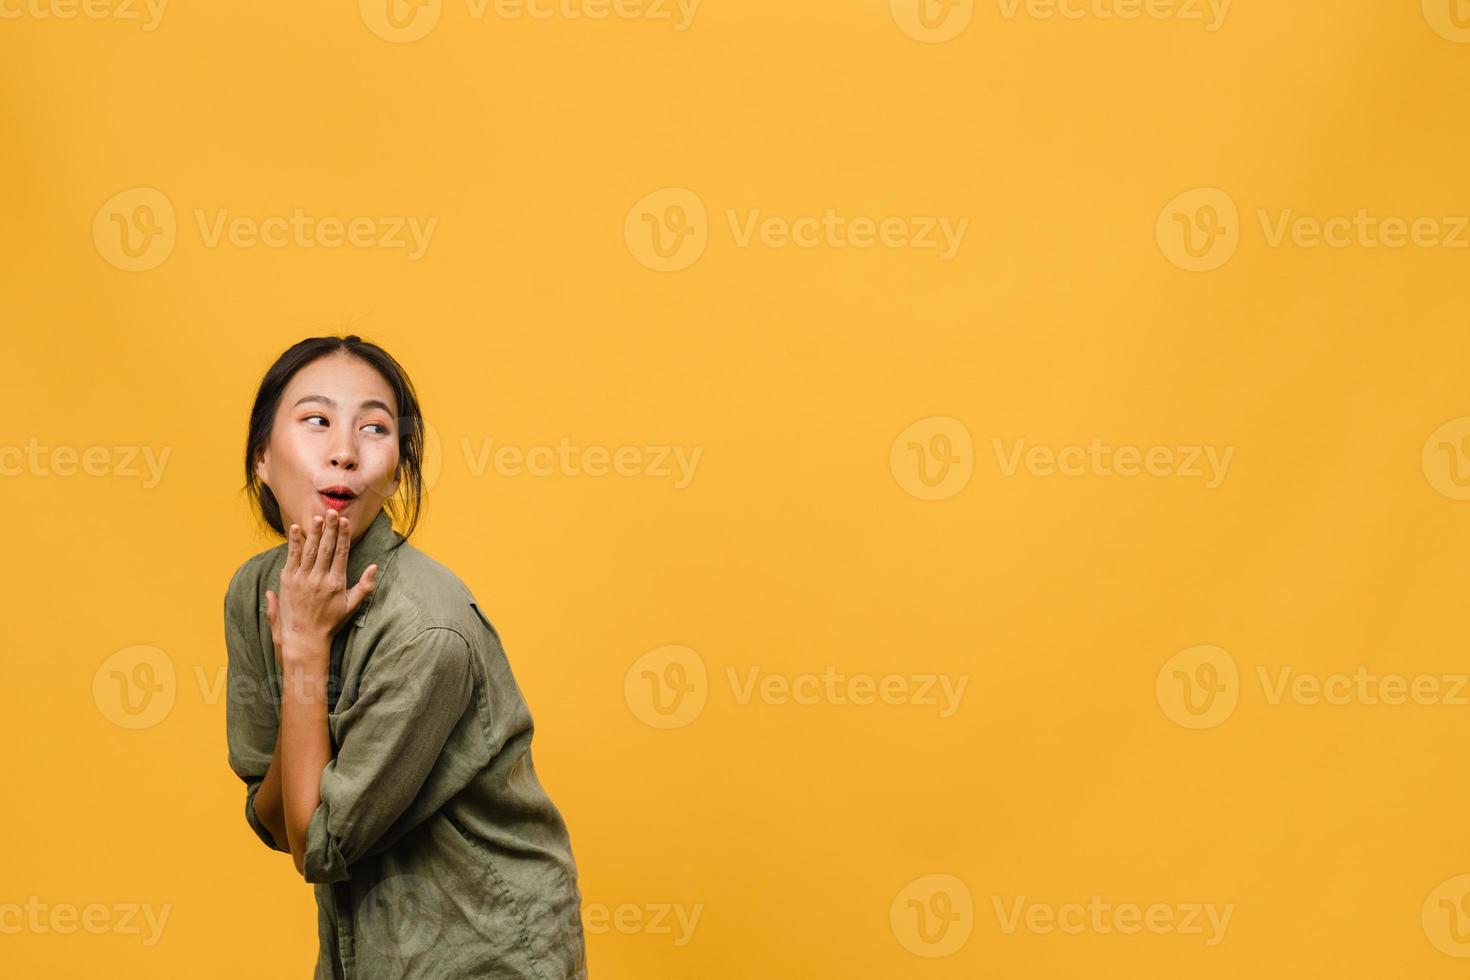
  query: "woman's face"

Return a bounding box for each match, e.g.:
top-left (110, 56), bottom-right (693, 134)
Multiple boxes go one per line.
top-left (253, 352), bottom-right (401, 541)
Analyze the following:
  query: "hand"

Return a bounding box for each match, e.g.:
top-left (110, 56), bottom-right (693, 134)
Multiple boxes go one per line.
top-left (265, 509), bottom-right (379, 659)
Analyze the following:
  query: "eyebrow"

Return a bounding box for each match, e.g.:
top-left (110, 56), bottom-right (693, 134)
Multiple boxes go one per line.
top-left (293, 394), bottom-right (397, 417)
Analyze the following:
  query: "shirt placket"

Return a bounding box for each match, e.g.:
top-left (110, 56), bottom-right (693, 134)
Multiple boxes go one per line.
top-left (326, 625), bottom-right (358, 978)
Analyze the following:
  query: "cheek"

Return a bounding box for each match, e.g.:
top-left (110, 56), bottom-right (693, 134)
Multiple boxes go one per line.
top-left (361, 443), bottom-right (400, 482)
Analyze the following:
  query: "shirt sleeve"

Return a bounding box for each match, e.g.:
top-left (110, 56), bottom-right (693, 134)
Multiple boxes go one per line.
top-left (223, 571), bottom-right (290, 853)
top-left (303, 625), bottom-right (475, 883)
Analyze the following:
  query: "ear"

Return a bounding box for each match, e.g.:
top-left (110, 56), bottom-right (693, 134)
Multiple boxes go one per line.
top-left (253, 447), bottom-right (270, 487)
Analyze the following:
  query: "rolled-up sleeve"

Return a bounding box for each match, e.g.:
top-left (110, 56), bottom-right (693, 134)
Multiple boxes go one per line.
top-left (303, 626), bottom-right (474, 883)
top-left (223, 571), bottom-right (290, 853)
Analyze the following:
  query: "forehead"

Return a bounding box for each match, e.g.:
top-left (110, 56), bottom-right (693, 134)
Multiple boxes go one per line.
top-left (280, 353), bottom-right (398, 415)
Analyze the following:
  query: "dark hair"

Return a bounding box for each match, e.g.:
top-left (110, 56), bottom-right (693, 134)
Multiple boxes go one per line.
top-left (243, 335), bottom-right (425, 542)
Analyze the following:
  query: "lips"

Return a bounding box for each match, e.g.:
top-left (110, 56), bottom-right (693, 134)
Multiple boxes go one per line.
top-left (318, 486), bottom-right (357, 512)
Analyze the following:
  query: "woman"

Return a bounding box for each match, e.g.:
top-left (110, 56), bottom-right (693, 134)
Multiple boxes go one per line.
top-left (224, 335), bottom-right (588, 978)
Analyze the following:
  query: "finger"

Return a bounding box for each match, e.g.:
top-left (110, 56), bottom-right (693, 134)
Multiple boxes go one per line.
top-left (302, 514), bottom-right (323, 569)
top-left (315, 510), bottom-right (340, 575)
top-left (265, 589), bottom-right (277, 624)
top-left (285, 524), bottom-right (301, 572)
top-left (344, 564), bottom-right (379, 614)
top-left (329, 514), bottom-right (351, 580)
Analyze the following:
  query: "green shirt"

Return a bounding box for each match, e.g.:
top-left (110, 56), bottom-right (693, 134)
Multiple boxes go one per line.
top-left (224, 507), bottom-right (589, 979)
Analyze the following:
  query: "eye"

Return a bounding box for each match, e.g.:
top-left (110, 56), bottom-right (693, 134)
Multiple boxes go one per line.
top-left (304, 414), bottom-right (329, 427)
top-left (364, 422), bottom-right (390, 435)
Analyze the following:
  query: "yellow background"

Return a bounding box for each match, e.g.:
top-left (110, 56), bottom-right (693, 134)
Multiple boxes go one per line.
top-left (5, 0), bottom-right (1470, 975)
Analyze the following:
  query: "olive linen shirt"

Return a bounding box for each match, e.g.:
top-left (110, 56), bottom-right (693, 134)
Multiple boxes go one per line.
top-left (224, 507), bottom-right (588, 979)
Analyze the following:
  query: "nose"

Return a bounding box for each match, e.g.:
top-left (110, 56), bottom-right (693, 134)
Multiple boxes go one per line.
top-left (329, 431), bottom-right (358, 471)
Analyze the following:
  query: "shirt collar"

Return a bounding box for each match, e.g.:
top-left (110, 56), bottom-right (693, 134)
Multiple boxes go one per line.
top-left (346, 507), bottom-right (404, 624)
top-left (349, 506), bottom-right (404, 587)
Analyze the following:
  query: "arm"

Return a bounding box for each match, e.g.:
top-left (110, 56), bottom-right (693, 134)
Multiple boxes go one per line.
top-left (252, 738), bottom-right (289, 852)
top-left (296, 625), bottom-right (474, 883)
top-left (279, 632), bottom-right (334, 877)
top-left (224, 568), bottom-right (293, 855)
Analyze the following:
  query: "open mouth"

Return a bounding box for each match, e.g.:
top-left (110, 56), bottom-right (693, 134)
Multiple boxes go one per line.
top-left (318, 487), bottom-right (357, 510)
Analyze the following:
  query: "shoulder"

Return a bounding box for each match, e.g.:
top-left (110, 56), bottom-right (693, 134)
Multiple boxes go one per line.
top-left (224, 540), bottom-right (287, 621)
top-left (374, 539), bottom-right (487, 642)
